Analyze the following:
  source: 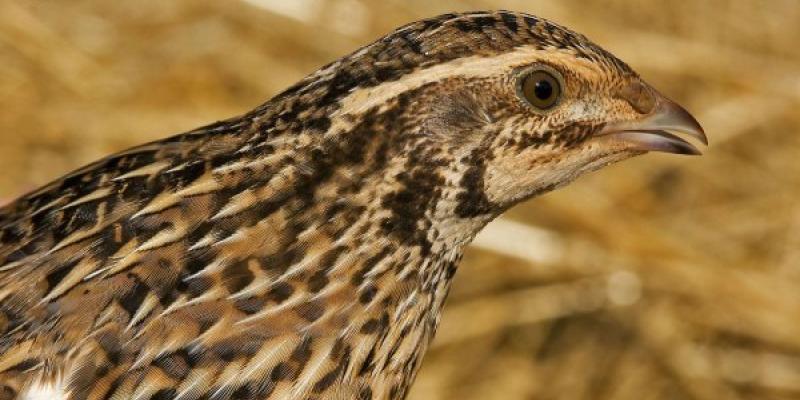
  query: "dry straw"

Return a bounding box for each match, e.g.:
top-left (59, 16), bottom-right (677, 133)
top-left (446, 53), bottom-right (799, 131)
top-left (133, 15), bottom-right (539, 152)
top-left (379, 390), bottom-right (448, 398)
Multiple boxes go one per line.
top-left (1, 1), bottom-right (798, 399)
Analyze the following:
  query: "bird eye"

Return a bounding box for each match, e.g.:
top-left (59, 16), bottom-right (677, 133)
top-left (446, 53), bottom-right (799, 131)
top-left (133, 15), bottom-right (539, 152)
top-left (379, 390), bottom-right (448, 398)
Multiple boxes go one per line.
top-left (519, 69), bottom-right (562, 110)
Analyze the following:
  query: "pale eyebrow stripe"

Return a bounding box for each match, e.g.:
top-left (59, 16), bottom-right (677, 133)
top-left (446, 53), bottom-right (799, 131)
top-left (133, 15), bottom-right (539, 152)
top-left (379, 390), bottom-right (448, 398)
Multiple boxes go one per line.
top-left (333, 46), bottom-right (596, 120)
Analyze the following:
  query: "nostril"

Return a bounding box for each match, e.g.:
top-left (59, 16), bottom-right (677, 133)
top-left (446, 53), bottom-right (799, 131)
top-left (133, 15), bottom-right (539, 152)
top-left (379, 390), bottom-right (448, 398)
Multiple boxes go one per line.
top-left (616, 81), bottom-right (656, 114)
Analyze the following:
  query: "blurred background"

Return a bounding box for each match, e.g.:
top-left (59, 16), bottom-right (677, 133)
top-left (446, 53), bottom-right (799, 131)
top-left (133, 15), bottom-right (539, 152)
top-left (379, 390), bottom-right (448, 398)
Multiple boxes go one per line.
top-left (1, 1), bottom-right (799, 399)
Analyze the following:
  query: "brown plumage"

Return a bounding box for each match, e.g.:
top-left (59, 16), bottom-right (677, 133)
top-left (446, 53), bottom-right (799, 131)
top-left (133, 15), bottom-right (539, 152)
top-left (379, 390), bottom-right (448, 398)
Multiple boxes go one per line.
top-left (0, 10), bottom-right (706, 400)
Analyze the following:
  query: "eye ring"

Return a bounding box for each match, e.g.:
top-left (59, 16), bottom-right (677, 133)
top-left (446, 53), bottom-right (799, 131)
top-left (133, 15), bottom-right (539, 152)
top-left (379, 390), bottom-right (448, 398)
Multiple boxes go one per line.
top-left (516, 66), bottom-right (564, 111)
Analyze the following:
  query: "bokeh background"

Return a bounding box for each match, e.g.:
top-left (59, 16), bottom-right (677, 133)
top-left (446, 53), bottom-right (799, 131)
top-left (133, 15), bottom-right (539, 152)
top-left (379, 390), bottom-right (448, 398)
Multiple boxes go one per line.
top-left (2, 1), bottom-right (800, 399)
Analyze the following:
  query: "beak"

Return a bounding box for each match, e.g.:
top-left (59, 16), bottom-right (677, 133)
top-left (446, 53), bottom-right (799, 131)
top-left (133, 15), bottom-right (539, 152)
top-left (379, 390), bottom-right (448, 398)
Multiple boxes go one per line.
top-left (595, 97), bottom-right (707, 155)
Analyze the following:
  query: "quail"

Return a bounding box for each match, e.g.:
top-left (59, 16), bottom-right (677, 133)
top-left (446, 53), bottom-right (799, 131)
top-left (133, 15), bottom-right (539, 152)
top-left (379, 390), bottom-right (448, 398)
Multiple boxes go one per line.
top-left (0, 10), bottom-right (706, 400)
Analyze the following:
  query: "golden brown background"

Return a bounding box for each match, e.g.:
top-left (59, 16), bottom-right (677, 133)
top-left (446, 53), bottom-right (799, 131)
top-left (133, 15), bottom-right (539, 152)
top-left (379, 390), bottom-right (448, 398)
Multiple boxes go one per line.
top-left (1, 1), bottom-right (799, 399)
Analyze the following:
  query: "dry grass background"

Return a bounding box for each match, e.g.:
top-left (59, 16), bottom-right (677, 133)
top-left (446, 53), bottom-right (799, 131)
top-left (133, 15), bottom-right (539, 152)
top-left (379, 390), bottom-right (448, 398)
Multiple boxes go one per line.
top-left (1, 1), bottom-right (800, 399)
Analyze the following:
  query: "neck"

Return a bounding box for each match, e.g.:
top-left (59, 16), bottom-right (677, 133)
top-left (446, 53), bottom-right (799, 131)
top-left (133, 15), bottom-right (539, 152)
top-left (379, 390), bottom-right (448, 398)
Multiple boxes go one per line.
top-left (177, 95), bottom-right (495, 397)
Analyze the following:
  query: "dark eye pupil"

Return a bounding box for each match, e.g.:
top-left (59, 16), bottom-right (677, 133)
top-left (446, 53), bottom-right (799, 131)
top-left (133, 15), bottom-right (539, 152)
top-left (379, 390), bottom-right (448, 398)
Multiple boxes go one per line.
top-left (534, 80), bottom-right (553, 100)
